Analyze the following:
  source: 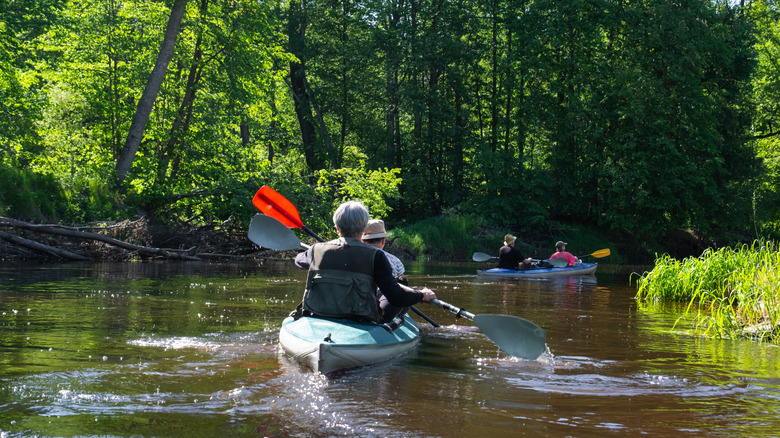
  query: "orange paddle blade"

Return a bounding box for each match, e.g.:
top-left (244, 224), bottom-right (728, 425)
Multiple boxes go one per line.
top-left (251, 186), bottom-right (304, 228)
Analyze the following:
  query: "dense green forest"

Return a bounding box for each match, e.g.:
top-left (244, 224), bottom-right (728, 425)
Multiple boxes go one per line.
top-left (1, 0), bottom-right (779, 259)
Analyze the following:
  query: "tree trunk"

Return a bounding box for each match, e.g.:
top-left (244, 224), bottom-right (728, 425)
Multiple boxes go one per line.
top-left (115, 0), bottom-right (189, 187)
top-left (165, 0), bottom-right (210, 183)
top-left (504, 27), bottom-right (513, 152)
top-left (288, 0), bottom-right (319, 170)
top-left (490, 0), bottom-right (498, 153)
top-left (385, 1), bottom-right (401, 168)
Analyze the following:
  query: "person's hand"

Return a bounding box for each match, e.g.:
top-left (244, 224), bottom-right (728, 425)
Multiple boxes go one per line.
top-left (419, 287), bottom-right (436, 303)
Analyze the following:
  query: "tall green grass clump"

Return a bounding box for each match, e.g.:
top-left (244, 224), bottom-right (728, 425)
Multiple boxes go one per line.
top-left (635, 241), bottom-right (780, 342)
top-left (0, 165), bottom-right (68, 221)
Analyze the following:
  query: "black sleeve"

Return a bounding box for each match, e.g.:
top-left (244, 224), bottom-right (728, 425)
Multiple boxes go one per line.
top-left (374, 251), bottom-right (423, 307)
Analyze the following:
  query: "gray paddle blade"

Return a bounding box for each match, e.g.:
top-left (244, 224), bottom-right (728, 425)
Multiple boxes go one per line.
top-left (472, 252), bottom-right (496, 262)
top-left (546, 258), bottom-right (569, 268)
top-left (247, 214), bottom-right (301, 250)
top-left (473, 314), bottom-right (546, 360)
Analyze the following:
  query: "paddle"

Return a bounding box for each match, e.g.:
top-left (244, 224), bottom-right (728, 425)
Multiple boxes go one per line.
top-left (472, 252), bottom-right (497, 262)
top-left (477, 248), bottom-right (611, 266)
top-left (431, 299), bottom-right (546, 360)
top-left (543, 249), bottom-right (610, 267)
top-left (250, 186), bottom-right (441, 328)
top-left (474, 251), bottom-right (567, 268)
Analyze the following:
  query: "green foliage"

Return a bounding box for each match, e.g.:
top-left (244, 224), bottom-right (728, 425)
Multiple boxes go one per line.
top-left (391, 214), bottom-right (494, 261)
top-left (590, 0), bottom-right (759, 239)
top-left (635, 241), bottom-right (780, 343)
top-left (315, 167), bottom-right (401, 217)
top-left (750, 0), bottom-right (780, 240)
top-left (458, 161), bottom-right (551, 229)
top-left (0, 0), bottom-right (65, 167)
top-left (287, 166), bottom-right (403, 240)
top-left (0, 0), bottom-right (776, 258)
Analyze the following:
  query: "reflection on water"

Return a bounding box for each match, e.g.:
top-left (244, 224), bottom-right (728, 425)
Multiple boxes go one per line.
top-left (2, 261), bottom-right (780, 437)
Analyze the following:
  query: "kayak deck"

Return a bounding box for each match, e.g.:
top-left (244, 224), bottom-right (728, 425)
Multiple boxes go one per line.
top-left (279, 315), bottom-right (420, 374)
top-left (477, 262), bottom-right (598, 279)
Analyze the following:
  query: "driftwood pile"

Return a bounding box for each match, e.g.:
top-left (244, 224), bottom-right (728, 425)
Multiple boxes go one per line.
top-left (0, 216), bottom-right (271, 262)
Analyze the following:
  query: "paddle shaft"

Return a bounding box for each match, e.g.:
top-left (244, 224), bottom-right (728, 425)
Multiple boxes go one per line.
top-left (430, 299), bottom-right (475, 321)
top-left (409, 306), bottom-right (441, 327)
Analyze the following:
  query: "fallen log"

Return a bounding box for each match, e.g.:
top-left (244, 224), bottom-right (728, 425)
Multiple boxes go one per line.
top-left (0, 217), bottom-right (202, 261)
top-left (0, 229), bottom-right (93, 261)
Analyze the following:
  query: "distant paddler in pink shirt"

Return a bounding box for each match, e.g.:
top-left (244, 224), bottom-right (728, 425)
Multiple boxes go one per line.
top-left (549, 241), bottom-right (581, 266)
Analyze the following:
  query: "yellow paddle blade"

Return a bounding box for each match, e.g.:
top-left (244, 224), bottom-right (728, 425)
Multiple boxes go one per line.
top-left (590, 248), bottom-right (611, 258)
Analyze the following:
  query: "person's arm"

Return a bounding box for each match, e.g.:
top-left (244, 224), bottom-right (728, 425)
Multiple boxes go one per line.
top-left (513, 247), bottom-right (530, 266)
top-left (374, 252), bottom-right (435, 305)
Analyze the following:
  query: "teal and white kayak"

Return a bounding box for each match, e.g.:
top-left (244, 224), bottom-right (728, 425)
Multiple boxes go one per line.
top-left (278, 315), bottom-right (420, 374)
top-left (478, 262), bottom-right (598, 279)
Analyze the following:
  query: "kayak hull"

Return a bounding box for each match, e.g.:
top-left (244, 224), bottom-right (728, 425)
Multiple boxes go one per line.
top-left (477, 262), bottom-right (598, 279)
top-left (279, 315), bottom-right (420, 374)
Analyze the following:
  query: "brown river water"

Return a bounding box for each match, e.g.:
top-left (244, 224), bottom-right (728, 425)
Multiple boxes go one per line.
top-left (1, 261), bottom-right (779, 437)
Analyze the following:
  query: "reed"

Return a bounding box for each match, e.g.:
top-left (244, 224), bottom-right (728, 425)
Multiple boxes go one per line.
top-left (635, 241), bottom-right (780, 343)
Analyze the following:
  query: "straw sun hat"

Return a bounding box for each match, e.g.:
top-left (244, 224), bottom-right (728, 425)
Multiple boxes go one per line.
top-left (362, 219), bottom-right (392, 240)
top-left (504, 234), bottom-right (517, 246)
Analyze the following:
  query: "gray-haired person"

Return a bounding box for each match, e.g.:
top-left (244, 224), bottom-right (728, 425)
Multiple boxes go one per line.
top-left (294, 201), bottom-right (436, 324)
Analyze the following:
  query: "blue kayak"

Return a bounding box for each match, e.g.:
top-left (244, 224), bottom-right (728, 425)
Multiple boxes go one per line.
top-left (278, 315), bottom-right (420, 374)
top-left (477, 262), bottom-right (598, 279)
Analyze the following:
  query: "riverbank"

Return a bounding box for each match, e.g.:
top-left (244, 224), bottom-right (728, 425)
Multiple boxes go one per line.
top-left (388, 215), bottom-right (716, 266)
top-left (0, 216), bottom-right (268, 262)
top-left (0, 214), bottom-right (715, 264)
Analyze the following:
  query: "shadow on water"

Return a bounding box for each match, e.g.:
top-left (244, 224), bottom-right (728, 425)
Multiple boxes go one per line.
top-left (2, 261), bottom-right (780, 437)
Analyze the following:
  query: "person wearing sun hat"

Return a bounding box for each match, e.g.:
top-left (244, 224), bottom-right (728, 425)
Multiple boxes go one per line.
top-left (549, 240), bottom-right (580, 266)
top-left (361, 219), bottom-right (411, 322)
top-left (497, 233), bottom-right (532, 270)
top-left (361, 219), bottom-right (405, 280)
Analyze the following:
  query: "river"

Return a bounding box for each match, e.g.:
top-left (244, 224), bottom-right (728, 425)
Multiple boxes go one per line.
top-left (1, 261), bottom-right (779, 437)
